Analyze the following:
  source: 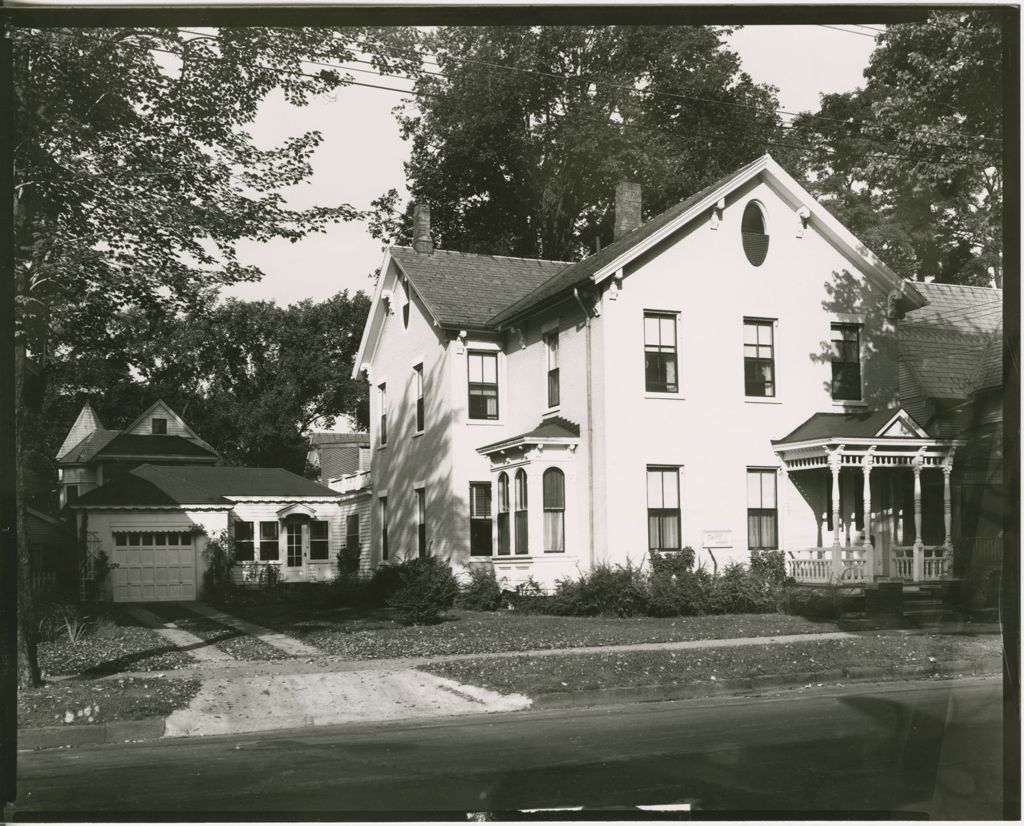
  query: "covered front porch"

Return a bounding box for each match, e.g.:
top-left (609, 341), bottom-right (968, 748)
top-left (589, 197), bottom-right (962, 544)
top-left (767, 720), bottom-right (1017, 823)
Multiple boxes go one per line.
top-left (772, 409), bottom-right (964, 585)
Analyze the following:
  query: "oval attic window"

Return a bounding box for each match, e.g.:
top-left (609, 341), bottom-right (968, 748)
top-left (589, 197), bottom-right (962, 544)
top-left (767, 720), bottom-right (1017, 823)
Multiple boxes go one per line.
top-left (741, 202), bottom-right (769, 266)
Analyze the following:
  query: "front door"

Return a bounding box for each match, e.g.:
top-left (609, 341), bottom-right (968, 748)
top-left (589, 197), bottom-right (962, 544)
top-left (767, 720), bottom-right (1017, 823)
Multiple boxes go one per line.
top-left (286, 523), bottom-right (304, 570)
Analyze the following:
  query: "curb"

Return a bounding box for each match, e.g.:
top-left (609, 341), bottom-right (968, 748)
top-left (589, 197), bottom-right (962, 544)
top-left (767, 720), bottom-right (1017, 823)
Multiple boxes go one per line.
top-left (18, 718), bottom-right (166, 751)
top-left (530, 657), bottom-right (1002, 710)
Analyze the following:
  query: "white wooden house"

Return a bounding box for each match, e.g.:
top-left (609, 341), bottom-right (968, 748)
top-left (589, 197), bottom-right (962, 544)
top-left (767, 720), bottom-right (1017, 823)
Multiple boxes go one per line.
top-left (352, 154), bottom-right (1001, 591)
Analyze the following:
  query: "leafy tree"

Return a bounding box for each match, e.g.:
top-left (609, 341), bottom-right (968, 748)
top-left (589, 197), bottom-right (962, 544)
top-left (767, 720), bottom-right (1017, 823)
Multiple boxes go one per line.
top-left (372, 25), bottom-right (782, 260)
top-left (11, 25), bottom-right (418, 686)
top-left (788, 11), bottom-right (1003, 285)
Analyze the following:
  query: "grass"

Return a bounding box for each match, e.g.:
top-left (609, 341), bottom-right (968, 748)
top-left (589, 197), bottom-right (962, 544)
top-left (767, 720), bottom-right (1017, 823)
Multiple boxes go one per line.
top-left (419, 634), bottom-right (1003, 697)
top-left (18, 676), bottom-right (201, 729)
top-left (148, 605), bottom-right (293, 661)
top-left (38, 608), bottom-right (193, 678)
top-left (222, 603), bottom-right (837, 660)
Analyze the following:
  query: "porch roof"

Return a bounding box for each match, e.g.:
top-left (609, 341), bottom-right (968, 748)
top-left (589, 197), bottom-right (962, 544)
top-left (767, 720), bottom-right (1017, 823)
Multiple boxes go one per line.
top-left (773, 408), bottom-right (906, 445)
top-left (477, 416), bottom-right (580, 455)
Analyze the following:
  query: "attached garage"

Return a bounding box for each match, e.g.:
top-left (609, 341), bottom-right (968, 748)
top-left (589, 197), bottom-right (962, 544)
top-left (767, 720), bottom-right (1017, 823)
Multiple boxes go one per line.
top-left (111, 530), bottom-right (197, 602)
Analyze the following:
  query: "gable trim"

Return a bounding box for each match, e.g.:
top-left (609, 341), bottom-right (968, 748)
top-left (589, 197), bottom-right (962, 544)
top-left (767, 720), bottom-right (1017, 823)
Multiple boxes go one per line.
top-left (876, 408), bottom-right (930, 439)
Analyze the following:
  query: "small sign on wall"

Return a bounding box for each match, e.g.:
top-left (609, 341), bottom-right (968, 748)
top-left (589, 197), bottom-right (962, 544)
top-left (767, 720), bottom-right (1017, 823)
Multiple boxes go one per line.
top-left (702, 530), bottom-right (733, 549)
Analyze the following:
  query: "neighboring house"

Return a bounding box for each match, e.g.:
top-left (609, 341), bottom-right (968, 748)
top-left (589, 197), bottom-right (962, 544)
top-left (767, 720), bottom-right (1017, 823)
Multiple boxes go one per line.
top-left (353, 153), bottom-right (999, 591)
top-left (27, 506), bottom-right (75, 593)
top-left (59, 401), bottom-right (345, 601)
top-left (57, 399), bottom-right (218, 510)
top-left (306, 432), bottom-right (370, 483)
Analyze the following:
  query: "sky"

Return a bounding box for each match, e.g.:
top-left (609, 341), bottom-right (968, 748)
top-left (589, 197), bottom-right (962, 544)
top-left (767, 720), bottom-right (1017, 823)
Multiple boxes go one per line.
top-left (223, 24), bottom-right (879, 307)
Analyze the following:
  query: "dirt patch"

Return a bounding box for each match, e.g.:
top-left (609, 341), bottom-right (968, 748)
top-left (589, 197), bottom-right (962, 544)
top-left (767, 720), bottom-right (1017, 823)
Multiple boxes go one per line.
top-left (19, 676), bottom-right (201, 729)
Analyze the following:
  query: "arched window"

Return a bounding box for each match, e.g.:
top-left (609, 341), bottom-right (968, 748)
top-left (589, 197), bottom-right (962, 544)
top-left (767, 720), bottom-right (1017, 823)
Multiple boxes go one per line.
top-left (514, 469), bottom-right (529, 555)
top-left (401, 277), bottom-right (411, 329)
top-left (543, 468), bottom-right (565, 553)
top-left (497, 472), bottom-right (511, 556)
top-left (741, 201), bottom-right (769, 266)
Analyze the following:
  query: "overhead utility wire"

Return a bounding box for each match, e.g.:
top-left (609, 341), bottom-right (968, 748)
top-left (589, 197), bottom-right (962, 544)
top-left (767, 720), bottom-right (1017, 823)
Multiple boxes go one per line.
top-left (817, 24), bottom-right (879, 38)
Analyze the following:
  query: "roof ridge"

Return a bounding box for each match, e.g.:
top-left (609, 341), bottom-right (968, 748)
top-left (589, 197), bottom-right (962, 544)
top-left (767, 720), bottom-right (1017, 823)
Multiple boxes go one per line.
top-left (392, 244), bottom-right (573, 266)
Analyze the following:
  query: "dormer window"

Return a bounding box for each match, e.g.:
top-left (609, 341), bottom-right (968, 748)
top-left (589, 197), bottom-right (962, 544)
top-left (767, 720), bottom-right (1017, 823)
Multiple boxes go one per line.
top-left (741, 201), bottom-right (769, 266)
top-left (151, 417), bottom-right (167, 435)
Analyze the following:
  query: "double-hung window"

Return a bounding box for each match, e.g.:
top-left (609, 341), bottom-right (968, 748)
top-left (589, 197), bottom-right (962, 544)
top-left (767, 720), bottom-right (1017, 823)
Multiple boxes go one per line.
top-left (746, 469), bottom-right (778, 550)
top-left (543, 468), bottom-right (565, 552)
top-left (497, 472), bottom-right (511, 555)
top-left (378, 383), bottom-right (388, 445)
top-left (379, 497), bottom-right (389, 561)
top-left (259, 521), bottom-right (279, 561)
top-left (234, 520), bottom-right (255, 561)
top-left (469, 483), bottom-right (493, 556)
top-left (416, 487), bottom-right (427, 558)
top-left (345, 514), bottom-right (360, 555)
top-left (514, 470), bottom-right (529, 555)
top-left (151, 417), bottom-right (167, 435)
top-left (646, 467), bottom-right (681, 551)
top-left (545, 332), bottom-right (560, 408)
top-left (743, 318), bottom-right (776, 397)
top-left (414, 364), bottom-right (425, 432)
top-left (310, 521), bottom-right (330, 560)
top-left (831, 324), bottom-right (862, 401)
top-left (644, 312), bottom-right (678, 393)
top-left (468, 351), bottom-right (499, 420)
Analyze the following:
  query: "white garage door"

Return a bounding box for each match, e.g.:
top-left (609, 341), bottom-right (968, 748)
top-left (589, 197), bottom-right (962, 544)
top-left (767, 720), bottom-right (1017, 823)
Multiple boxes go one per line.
top-left (111, 531), bottom-right (197, 602)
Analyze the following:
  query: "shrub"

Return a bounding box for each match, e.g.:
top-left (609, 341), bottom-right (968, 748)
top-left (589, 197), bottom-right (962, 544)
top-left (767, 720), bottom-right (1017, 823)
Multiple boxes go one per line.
top-left (780, 584), bottom-right (842, 619)
top-left (646, 566), bottom-right (713, 617)
top-left (458, 566), bottom-right (503, 611)
top-left (202, 531), bottom-right (237, 597)
top-left (749, 549), bottom-right (786, 586)
top-left (366, 562), bottom-right (407, 606)
top-left (336, 544), bottom-right (361, 581)
top-left (648, 547), bottom-right (696, 578)
top-left (553, 563), bottom-right (648, 617)
top-left (81, 549), bottom-right (118, 603)
top-left (706, 562), bottom-right (774, 614)
top-left (506, 577), bottom-right (553, 614)
top-left (37, 601), bottom-right (83, 643)
top-left (387, 557), bottom-right (460, 625)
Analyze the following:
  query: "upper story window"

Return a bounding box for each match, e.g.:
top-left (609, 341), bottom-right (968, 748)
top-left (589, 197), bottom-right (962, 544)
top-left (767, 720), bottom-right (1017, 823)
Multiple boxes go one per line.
top-left (831, 324), bottom-right (862, 401)
top-left (542, 467), bottom-right (565, 553)
top-left (644, 312), bottom-right (678, 393)
top-left (545, 331), bottom-right (560, 408)
top-left (497, 472), bottom-right (511, 556)
top-left (468, 351), bottom-right (499, 420)
top-left (378, 383), bottom-right (388, 445)
top-left (647, 466), bottom-right (681, 551)
top-left (414, 364), bottom-right (424, 432)
top-left (151, 417), bottom-right (167, 435)
top-left (743, 318), bottom-right (776, 398)
top-left (741, 201), bottom-right (769, 266)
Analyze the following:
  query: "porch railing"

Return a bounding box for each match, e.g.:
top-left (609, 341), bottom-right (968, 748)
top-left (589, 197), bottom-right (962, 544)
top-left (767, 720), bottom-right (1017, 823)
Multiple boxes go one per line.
top-left (890, 545), bottom-right (949, 582)
top-left (787, 549), bottom-right (865, 584)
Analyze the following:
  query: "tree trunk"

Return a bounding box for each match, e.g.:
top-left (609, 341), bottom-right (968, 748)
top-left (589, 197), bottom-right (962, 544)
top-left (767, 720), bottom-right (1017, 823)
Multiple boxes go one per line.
top-left (15, 345), bottom-right (42, 688)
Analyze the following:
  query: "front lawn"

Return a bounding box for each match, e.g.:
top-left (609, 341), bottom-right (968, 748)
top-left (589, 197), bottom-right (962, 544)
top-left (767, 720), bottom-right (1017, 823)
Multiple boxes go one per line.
top-left (223, 604), bottom-right (837, 660)
top-left (419, 633), bottom-right (1003, 696)
top-left (38, 607), bottom-right (193, 678)
top-left (18, 676), bottom-right (201, 729)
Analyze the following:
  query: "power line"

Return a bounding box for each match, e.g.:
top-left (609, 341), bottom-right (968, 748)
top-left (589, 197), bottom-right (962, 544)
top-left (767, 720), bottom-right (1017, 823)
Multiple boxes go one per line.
top-left (817, 24), bottom-right (879, 39)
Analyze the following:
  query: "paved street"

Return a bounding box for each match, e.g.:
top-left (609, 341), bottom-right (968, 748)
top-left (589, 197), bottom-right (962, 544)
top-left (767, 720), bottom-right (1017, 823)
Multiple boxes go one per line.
top-left (15, 677), bottom-right (1003, 819)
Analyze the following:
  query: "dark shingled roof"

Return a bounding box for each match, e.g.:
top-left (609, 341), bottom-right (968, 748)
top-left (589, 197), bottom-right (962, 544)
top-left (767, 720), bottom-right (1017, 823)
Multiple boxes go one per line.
top-left (59, 429), bottom-right (121, 464)
top-left (490, 157), bottom-right (764, 327)
top-left (773, 409), bottom-right (906, 445)
top-left (478, 416), bottom-right (580, 453)
top-left (897, 283), bottom-right (1003, 401)
top-left (75, 464), bottom-right (339, 507)
top-left (390, 246), bottom-right (570, 329)
top-left (98, 433), bottom-right (218, 459)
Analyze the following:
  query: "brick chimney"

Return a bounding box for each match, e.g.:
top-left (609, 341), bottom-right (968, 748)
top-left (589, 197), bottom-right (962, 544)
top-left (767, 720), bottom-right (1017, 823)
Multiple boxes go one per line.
top-left (614, 182), bottom-right (642, 240)
top-left (412, 203), bottom-right (433, 254)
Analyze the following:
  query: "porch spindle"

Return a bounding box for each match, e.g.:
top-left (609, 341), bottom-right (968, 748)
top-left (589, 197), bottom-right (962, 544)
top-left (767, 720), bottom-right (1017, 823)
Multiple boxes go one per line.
top-left (912, 452), bottom-right (924, 582)
top-left (829, 446), bottom-right (844, 579)
top-left (862, 450), bottom-right (874, 581)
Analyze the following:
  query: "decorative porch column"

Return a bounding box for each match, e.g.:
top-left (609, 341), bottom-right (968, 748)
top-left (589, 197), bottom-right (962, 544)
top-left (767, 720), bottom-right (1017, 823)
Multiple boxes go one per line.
top-left (862, 449), bottom-right (874, 581)
top-left (912, 450), bottom-right (925, 582)
top-left (828, 445), bottom-right (844, 579)
top-left (942, 448), bottom-right (956, 576)
top-left (778, 465), bottom-right (789, 552)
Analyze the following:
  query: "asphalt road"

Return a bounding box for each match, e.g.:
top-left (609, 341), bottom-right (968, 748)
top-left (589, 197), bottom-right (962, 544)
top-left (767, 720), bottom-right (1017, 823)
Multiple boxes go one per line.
top-left (14, 677), bottom-right (1005, 819)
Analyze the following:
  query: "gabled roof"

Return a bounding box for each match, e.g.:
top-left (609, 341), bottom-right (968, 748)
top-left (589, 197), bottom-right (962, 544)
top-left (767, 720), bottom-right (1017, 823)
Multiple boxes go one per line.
top-left (390, 246), bottom-right (569, 329)
top-left (897, 283), bottom-right (1003, 401)
top-left (97, 434), bottom-right (219, 460)
top-left (74, 464), bottom-right (340, 508)
top-left (492, 154), bottom-right (924, 327)
top-left (772, 408), bottom-right (932, 446)
top-left (57, 403), bottom-right (105, 460)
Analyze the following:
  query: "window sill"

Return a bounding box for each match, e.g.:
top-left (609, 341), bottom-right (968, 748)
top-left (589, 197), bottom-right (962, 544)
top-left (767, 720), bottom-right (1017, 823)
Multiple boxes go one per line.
top-left (412, 430), bottom-right (424, 438)
top-left (644, 392), bottom-right (685, 401)
top-left (467, 419), bottom-right (503, 427)
top-left (831, 400), bottom-right (868, 409)
top-left (745, 397), bottom-right (783, 405)
top-left (377, 444), bottom-right (388, 450)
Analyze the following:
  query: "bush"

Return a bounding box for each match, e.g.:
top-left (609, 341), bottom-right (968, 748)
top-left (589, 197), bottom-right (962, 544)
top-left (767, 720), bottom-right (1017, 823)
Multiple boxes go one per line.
top-left (37, 601), bottom-right (84, 643)
top-left (458, 566), bottom-right (503, 611)
top-left (506, 577), bottom-right (553, 614)
top-left (646, 566), bottom-right (713, 617)
top-left (366, 563), bottom-right (407, 606)
top-left (202, 531), bottom-right (236, 597)
top-left (749, 549), bottom-right (786, 586)
top-left (387, 557), bottom-right (460, 625)
top-left (780, 584), bottom-right (842, 619)
top-left (552, 563), bottom-right (648, 617)
top-left (648, 547), bottom-right (696, 578)
top-left (336, 544), bottom-right (361, 581)
top-left (706, 562), bottom-right (775, 615)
